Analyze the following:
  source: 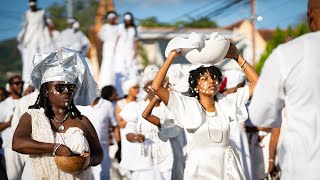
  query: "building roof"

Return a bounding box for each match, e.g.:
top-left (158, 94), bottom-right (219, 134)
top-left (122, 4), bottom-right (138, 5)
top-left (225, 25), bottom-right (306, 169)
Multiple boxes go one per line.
top-left (139, 26), bottom-right (233, 40)
top-left (257, 29), bottom-right (275, 41)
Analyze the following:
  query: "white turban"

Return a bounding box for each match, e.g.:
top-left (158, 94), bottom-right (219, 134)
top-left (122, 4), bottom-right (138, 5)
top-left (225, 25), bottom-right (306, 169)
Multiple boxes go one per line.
top-left (30, 48), bottom-right (98, 105)
top-left (223, 69), bottom-right (246, 89)
top-left (142, 65), bottom-right (159, 85)
top-left (167, 64), bottom-right (184, 86)
top-left (122, 78), bottom-right (139, 95)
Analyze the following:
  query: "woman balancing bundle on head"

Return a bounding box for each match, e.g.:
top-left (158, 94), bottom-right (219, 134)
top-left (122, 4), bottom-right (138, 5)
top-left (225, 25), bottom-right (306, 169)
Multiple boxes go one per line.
top-left (12, 48), bottom-right (103, 179)
top-left (152, 32), bottom-right (259, 180)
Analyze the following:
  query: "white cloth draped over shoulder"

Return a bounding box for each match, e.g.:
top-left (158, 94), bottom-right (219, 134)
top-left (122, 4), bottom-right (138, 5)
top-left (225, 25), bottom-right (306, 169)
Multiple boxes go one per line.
top-left (167, 86), bottom-right (250, 180)
top-left (27, 108), bottom-right (91, 180)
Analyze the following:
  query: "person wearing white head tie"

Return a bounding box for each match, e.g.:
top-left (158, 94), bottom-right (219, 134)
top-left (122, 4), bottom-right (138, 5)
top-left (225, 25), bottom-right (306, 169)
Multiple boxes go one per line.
top-left (12, 48), bottom-right (103, 180)
top-left (60, 18), bottom-right (90, 57)
top-left (119, 65), bottom-right (173, 180)
top-left (17, 0), bottom-right (51, 83)
top-left (152, 32), bottom-right (259, 179)
top-left (98, 11), bottom-right (120, 89)
top-left (113, 12), bottom-right (140, 97)
top-left (141, 64), bottom-right (187, 180)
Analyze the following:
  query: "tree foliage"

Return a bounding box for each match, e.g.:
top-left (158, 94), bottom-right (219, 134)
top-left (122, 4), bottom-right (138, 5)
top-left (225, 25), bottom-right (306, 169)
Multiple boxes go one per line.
top-left (256, 22), bottom-right (310, 73)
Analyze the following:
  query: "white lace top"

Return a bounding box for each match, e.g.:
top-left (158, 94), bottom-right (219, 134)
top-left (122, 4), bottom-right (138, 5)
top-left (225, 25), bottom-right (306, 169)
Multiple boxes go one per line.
top-left (27, 108), bottom-right (92, 180)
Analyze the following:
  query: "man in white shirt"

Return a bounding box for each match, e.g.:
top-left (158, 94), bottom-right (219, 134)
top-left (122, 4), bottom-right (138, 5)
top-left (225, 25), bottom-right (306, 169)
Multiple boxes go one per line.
top-left (248, 0), bottom-right (320, 179)
top-left (0, 75), bottom-right (23, 179)
top-left (77, 97), bottom-right (118, 180)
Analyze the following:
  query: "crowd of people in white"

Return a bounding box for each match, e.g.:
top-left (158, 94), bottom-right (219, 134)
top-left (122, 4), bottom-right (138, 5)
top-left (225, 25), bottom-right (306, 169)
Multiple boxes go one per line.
top-left (1, 0), bottom-right (320, 180)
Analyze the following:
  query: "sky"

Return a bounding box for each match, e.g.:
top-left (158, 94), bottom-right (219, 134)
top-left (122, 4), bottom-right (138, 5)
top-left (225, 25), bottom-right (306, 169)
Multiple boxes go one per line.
top-left (0, 0), bottom-right (307, 41)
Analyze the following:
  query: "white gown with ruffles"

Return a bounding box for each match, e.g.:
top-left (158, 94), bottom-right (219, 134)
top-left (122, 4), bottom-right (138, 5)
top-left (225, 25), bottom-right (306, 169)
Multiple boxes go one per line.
top-left (167, 86), bottom-right (250, 180)
top-left (27, 108), bottom-right (92, 180)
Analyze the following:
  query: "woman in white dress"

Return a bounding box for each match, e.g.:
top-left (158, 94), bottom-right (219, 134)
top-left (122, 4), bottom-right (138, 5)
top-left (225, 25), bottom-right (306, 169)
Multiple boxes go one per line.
top-left (119, 67), bottom-right (173, 180)
top-left (18, 0), bottom-right (51, 83)
top-left (152, 43), bottom-right (259, 180)
top-left (113, 12), bottom-right (140, 97)
top-left (98, 11), bottom-right (120, 89)
top-left (12, 48), bottom-right (103, 180)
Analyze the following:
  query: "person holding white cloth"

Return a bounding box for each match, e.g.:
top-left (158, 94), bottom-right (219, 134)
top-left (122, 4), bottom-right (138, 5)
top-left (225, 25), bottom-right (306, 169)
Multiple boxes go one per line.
top-left (152, 32), bottom-right (259, 179)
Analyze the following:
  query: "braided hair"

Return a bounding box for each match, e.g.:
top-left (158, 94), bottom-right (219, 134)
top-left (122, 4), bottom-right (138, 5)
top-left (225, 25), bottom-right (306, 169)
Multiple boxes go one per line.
top-left (29, 82), bottom-right (82, 120)
top-left (188, 65), bottom-right (223, 100)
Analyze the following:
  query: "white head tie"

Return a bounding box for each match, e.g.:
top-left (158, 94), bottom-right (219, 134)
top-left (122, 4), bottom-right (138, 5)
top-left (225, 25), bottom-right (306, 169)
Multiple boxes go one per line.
top-left (142, 65), bottom-right (159, 85)
top-left (29, 1), bottom-right (36, 6)
top-left (122, 78), bottom-right (139, 95)
top-left (107, 12), bottom-right (116, 19)
top-left (30, 48), bottom-right (98, 105)
top-left (124, 14), bottom-right (132, 21)
top-left (165, 32), bottom-right (230, 65)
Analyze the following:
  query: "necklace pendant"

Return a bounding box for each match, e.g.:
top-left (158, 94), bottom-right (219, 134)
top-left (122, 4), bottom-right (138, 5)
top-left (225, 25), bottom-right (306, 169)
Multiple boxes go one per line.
top-left (58, 125), bottom-right (64, 131)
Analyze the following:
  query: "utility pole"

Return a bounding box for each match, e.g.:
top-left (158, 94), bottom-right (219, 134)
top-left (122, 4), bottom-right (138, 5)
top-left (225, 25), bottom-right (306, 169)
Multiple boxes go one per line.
top-left (250, 0), bottom-right (256, 67)
top-left (66, 0), bottom-right (73, 18)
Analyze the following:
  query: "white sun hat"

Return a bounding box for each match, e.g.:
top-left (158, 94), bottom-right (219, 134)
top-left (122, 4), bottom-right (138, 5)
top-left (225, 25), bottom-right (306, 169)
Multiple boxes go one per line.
top-left (165, 32), bottom-right (230, 65)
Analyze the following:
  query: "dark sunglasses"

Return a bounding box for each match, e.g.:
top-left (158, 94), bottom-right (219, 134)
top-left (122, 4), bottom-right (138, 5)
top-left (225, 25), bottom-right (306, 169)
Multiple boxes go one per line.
top-left (10, 81), bottom-right (24, 86)
top-left (53, 84), bottom-right (77, 93)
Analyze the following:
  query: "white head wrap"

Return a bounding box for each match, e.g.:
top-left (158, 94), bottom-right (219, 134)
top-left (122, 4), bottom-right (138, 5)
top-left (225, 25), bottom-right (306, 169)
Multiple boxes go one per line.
top-left (142, 65), bottom-right (159, 85)
top-left (107, 12), bottom-right (116, 19)
top-left (122, 78), bottom-right (139, 95)
top-left (223, 69), bottom-right (246, 89)
top-left (28, 1), bottom-right (36, 6)
top-left (165, 32), bottom-right (230, 65)
top-left (72, 21), bottom-right (80, 29)
top-left (167, 64), bottom-right (184, 86)
top-left (30, 48), bottom-right (98, 105)
top-left (124, 14), bottom-right (132, 21)
top-left (67, 17), bottom-right (76, 24)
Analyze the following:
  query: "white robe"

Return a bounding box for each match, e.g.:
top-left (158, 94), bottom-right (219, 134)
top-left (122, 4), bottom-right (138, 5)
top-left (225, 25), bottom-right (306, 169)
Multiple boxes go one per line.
top-left (18, 9), bottom-right (51, 82)
top-left (249, 31), bottom-right (320, 179)
top-left (119, 100), bottom-right (173, 180)
top-left (77, 98), bottom-right (118, 180)
top-left (98, 24), bottom-right (119, 89)
top-left (167, 87), bottom-right (249, 180)
top-left (113, 24), bottom-right (139, 97)
top-left (60, 28), bottom-right (90, 57)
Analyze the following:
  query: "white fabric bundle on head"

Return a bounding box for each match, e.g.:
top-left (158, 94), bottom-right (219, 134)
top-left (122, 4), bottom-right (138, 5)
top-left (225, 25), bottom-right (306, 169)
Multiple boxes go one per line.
top-left (30, 47), bottom-right (98, 105)
top-left (165, 32), bottom-right (230, 65)
top-left (223, 69), bottom-right (246, 89)
top-left (142, 65), bottom-right (159, 85)
top-left (122, 78), bottom-right (139, 95)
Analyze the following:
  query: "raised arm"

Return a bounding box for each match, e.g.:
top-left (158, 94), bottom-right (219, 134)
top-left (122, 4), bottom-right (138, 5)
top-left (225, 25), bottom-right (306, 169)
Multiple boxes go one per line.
top-left (142, 97), bottom-right (161, 127)
top-left (225, 43), bottom-right (259, 97)
top-left (151, 50), bottom-right (179, 105)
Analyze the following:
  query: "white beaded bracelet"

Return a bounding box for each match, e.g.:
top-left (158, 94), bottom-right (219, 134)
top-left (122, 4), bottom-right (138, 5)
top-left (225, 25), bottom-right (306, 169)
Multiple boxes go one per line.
top-left (52, 143), bottom-right (62, 156)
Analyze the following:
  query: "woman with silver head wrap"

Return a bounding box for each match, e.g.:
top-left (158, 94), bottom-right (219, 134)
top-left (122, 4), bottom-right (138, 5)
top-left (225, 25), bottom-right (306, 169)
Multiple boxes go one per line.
top-left (12, 48), bottom-right (103, 180)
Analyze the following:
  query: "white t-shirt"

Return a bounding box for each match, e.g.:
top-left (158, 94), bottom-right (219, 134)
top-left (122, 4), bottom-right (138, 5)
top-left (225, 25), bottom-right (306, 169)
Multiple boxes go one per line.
top-left (77, 98), bottom-right (117, 148)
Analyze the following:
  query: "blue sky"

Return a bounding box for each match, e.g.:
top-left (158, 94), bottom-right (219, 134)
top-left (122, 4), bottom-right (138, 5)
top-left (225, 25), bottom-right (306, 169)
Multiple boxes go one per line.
top-left (0, 0), bottom-right (307, 41)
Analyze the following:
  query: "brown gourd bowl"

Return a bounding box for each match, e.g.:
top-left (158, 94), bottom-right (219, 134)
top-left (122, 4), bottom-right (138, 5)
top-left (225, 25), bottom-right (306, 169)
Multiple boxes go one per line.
top-left (54, 152), bottom-right (90, 174)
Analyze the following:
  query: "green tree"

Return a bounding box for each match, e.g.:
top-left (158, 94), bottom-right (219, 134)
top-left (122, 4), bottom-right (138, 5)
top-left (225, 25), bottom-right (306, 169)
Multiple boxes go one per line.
top-left (256, 22), bottom-right (310, 73)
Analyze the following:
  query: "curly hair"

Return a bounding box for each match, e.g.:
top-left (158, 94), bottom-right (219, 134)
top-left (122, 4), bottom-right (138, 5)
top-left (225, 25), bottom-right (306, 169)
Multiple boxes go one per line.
top-left (29, 82), bottom-right (82, 120)
top-left (188, 65), bottom-right (223, 100)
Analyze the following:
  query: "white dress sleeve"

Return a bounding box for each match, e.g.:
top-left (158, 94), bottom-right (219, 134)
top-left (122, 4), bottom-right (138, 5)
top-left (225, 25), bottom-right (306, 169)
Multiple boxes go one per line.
top-left (248, 49), bottom-right (285, 127)
top-left (167, 91), bottom-right (203, 130)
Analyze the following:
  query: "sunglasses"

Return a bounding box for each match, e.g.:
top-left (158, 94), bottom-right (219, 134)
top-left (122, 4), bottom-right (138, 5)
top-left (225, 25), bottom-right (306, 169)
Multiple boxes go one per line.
top-left (10, 81), bottom-right (24, 86)
top-left (52, 83), bottom-right (77, 94)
